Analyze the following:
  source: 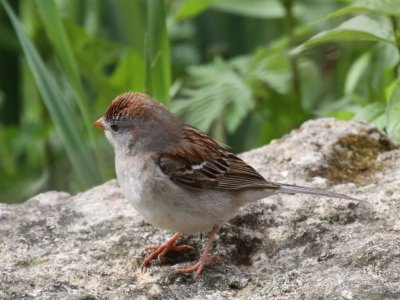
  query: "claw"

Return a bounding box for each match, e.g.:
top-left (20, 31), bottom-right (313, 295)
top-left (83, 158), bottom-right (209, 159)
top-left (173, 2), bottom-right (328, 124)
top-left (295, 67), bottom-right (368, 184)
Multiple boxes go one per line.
top-left (172, 225), bottom-right (220, 279)
top-left (141, 232), bottom-right (193, 269)
top-left (141, 225), bottom-right (220, 279)
top-left (173, 255), bottom-right (220, 279)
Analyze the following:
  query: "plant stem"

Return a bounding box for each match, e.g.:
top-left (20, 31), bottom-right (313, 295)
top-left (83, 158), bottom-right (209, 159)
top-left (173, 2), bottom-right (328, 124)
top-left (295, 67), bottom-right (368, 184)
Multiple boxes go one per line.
top-left (391, 16), bottom-right (400, 78)
top-left (282, 0), bottom-right (304, 119)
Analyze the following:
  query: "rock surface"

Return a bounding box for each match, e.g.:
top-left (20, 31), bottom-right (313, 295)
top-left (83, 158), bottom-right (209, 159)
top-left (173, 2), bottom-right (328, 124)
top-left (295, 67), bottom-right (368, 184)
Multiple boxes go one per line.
top-left (1, 118), bottom-right (400, 300)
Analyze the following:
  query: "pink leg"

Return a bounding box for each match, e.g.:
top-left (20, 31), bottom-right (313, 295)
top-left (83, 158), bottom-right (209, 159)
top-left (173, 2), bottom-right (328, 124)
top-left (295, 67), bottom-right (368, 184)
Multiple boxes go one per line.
top-left (173, 225), bottom-right (220, 279)
top-left (141, 232), bottom-right (194, 270)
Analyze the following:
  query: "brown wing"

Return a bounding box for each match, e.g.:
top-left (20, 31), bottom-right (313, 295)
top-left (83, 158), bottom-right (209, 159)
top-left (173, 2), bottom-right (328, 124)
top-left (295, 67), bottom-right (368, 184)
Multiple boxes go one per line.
top-left (157, 125), bottom-right (279, 191)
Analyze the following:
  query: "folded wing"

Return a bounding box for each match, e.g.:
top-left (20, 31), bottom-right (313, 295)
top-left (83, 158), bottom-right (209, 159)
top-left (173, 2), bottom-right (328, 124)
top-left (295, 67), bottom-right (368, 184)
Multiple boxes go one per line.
top-left (157, 125), bottom-right (279, 191)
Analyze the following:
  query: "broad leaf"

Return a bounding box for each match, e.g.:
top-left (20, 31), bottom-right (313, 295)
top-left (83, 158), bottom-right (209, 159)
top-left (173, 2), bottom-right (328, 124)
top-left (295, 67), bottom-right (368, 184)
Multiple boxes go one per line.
top-left (292, 15), bottom-right (395, 55)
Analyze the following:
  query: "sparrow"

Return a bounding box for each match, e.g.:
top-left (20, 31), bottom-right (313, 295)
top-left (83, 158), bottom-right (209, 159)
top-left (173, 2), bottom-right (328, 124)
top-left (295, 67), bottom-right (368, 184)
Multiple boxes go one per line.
top-left (94, 92), bottom-right (358, 279)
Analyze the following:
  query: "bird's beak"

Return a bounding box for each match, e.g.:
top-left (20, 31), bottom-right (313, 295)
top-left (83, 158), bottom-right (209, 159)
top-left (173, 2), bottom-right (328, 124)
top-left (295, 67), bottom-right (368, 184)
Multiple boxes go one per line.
top-left (94, 118), bottom-right (105, 130)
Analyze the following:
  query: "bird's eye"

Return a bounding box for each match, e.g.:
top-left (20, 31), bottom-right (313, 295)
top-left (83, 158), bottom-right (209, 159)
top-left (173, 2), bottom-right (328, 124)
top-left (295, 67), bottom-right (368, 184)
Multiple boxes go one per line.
top-left (110, 124), bottom-right (120, 132)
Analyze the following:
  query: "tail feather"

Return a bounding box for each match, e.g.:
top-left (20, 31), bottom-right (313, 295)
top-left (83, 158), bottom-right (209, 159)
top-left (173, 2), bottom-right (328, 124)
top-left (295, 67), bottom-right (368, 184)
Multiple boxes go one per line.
top-left (278, 183), bottom-right (360, 202)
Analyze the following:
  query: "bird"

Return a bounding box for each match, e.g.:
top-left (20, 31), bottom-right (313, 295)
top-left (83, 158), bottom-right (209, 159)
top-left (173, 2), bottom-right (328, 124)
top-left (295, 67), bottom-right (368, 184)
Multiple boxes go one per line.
top-left (94, 91), bottom-right (359, 279)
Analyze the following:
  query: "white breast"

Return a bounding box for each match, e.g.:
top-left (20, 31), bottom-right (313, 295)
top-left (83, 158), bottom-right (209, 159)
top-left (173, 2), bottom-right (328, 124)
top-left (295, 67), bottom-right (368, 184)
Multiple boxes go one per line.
top-left (115, 154), bottom-right (155, 216)
top-left (114, 153), bottom-right (251, 234)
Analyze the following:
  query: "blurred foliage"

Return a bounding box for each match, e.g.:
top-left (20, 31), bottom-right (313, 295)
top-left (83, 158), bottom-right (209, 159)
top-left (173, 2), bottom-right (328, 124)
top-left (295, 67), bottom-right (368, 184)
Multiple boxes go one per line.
top-left (0, 0), bottom-right (399, 203)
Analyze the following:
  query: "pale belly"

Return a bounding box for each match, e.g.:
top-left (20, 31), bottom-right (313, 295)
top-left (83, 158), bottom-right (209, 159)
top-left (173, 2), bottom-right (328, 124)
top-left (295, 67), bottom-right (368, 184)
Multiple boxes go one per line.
top-left (115, 156), bottom-right (247, 234)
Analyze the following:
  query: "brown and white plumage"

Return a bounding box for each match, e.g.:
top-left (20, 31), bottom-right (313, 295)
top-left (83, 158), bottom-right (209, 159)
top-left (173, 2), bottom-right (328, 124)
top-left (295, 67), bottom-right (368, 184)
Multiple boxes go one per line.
top-left (95, 91), bottom-right (359, 278)
top-left (157, 124), bottom-right (278, 191)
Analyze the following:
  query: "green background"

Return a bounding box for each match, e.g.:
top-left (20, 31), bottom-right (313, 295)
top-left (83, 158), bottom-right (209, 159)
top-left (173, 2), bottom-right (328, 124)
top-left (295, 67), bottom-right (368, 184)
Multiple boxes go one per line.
top-left (0, 0), bottom-right (399, 203)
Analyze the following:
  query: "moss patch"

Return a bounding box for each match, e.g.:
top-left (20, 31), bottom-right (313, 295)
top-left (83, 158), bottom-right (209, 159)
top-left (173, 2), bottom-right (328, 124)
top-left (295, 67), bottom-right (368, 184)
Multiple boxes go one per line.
top-left (309, 130), bottom-right (396, 185)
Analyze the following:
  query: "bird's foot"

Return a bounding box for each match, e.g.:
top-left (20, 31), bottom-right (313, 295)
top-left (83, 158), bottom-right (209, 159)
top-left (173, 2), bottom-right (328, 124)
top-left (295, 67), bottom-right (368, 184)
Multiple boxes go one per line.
top-left (141, 233), bottom-right (193, 270)
top-left (173, 255), bottom-right (220, 279)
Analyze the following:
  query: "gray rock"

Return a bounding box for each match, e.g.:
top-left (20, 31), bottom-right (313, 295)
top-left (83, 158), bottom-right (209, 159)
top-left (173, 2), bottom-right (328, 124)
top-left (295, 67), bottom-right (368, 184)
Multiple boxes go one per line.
top-left (1, 118), bottom-right (399, 300)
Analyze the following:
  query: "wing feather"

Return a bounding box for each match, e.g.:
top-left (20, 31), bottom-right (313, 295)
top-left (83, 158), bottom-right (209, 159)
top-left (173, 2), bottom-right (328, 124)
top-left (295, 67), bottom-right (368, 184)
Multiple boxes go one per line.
top-left (157, 125), bottom-right (279, 191)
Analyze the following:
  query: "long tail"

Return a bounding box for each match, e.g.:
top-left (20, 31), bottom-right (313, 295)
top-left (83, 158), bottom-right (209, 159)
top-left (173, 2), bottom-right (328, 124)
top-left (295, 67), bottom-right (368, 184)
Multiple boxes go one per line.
top-left (277, 183), bottom-right (360, 201)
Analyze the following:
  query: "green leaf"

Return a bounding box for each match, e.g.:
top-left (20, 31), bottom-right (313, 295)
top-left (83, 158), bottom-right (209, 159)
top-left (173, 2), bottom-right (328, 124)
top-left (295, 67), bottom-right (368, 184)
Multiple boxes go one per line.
top-left (386, 83), bottom-right (400, 141)
top-left (298, 58), bottom-right (320, 111)
top-left (0, 171), bottom-right (48, 203)
top-left (246, 48), bottom-right (291, 94)
top-left (175, 0), bottom-right (215, 20)
top-left (172, 58), bottom-right (254, 133)
top-left (345, 52), bottom-right (371, 95)
top-left (34, 0), bottom-right (106, 179)
top-left (175, 0), bottom-right (296, 20)
top-left (34, 0), bottom-right (94, 136)
top-left (211, 0), bottom-right (286, 18)
top-left (110, 51), bottom-right (147, 93)
top-left (292, 15), bottom-right (395, 55)
top-left (110, 0), bottom-right (146, 93)
top-left (354, 0), bottom-right (400, 17)
top-left (321, 0), bottom-right (400, 21)
top-left (354, 102), bottom-right (385, 123)
top-left (344, 43), bottom-right (399, 102)
top-left (2, 0), bottom-right (102, 187)
top-left (368, 43), bottom-right (400, 97)
top-left (146, 0), bottom-right (171, 105)
top-left (63, 20), bottom-right (122, 96)
top-left (111, 0), bottom-right (170, 105)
